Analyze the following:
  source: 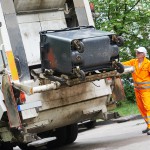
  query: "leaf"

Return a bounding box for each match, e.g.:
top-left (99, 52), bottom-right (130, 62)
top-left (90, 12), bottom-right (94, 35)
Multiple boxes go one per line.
top-left (89, 0), bottom-right (150, 59)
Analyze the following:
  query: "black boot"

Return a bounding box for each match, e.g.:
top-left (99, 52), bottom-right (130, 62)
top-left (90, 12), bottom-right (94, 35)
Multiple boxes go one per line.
top-left (147, 130), bottom-right (150, 135)
top-left (142, 128), bottom-right (149, 133)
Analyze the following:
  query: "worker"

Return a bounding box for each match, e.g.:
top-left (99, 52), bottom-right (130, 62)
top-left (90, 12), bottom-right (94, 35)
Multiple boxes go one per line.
top-left (122, 47), bottom-right (150, 135)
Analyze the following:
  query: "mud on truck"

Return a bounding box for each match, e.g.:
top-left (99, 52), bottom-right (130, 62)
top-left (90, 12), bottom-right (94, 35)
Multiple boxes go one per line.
top-left (0, 0), bottom-right (132, 149)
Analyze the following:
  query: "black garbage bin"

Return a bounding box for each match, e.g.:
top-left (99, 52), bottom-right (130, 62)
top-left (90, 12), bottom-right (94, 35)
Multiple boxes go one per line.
top-left (40, 26), bottom-right (123, 79)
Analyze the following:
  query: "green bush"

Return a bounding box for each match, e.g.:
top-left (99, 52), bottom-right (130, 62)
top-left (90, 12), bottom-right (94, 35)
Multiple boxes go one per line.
top-left (122, 75), bottom-right (135, 103)
top-left (114, 100), bottom-right (139, 116)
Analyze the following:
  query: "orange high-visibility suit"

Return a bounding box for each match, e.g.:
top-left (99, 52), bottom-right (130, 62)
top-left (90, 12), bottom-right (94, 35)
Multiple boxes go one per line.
top-left (123, 57), bottom-right (150, 129)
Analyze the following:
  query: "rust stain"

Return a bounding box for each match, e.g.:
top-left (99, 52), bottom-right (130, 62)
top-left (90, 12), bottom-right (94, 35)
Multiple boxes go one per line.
top-left (48, 48), bottom-right (57, 69)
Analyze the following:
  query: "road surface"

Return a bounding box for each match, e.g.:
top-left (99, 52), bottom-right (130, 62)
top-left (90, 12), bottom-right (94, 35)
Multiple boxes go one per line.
top-left (14, 118), bottom-right (150, 150)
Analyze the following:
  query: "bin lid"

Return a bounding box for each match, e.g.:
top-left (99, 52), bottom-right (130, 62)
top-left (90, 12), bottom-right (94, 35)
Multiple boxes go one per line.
top-left (43, 27), bottom-right (114, 41)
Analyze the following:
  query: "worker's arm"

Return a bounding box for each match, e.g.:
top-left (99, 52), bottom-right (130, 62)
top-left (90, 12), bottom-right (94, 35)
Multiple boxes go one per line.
top-left (122, 59), bottom-right (136, 66)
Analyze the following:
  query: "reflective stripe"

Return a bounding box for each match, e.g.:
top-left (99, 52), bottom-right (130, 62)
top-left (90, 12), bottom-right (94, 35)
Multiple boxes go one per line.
top-left (134, 86), bottom-right (150, 89)
top-left (134, 81), bottom-right (150, 85)
top-left (144, 116), bottom-right (150, 119)
top-left (134, 81), bottom-right (150, 89)
top-left (6, 51), bottom-right (19, 81)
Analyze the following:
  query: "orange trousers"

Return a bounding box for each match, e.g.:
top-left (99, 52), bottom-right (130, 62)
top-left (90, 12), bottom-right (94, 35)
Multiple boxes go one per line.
top-left (135, 89), bottom-right (150, 129)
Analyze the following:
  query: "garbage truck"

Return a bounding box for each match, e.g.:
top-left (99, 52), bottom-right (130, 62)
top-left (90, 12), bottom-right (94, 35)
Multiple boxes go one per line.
top-left (0, 0), bottom-right (132, 149)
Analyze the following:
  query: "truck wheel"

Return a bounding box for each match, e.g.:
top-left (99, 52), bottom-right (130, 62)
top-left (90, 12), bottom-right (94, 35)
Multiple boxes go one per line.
top-left (84, 120), bottom-right (96, 129)
top-left (0, 142), bottom-right (13, 150)
top-left (19, 144), bottom-right (36, 150)
top-left (0, 142), bottom-right (3, 149)
top-left (46, 126), bottom-right (67, 148)
top-left (65, 123), bottom-right (78, 144)
top-left (0, 142), bottom-right (2, 148)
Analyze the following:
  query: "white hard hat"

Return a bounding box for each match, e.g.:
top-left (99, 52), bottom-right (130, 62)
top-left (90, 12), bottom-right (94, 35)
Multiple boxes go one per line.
top-left (136, 47), bottom-right (147, 55)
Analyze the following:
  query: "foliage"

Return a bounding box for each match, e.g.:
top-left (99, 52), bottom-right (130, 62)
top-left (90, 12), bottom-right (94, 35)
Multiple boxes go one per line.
top-left (122, 74), bottom-right (135, 103)
top-left (114, 100), bottom-right (139, 116)
top-left (89, 0), bottom-right (150, 103)
top-left (89, 0), bottom-right (150, 60)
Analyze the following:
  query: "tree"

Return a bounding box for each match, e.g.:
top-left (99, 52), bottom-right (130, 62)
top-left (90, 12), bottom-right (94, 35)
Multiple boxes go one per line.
top-left (89, 0), bottom-right (150, 61)
top-left (89, 0), bottom-right (150, 102)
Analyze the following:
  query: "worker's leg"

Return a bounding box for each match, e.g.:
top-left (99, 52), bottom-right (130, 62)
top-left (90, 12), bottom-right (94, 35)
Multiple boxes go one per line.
top-left (135, 89), bottom-right (148, 133)
top-left (141, 90), bottom-right (150, 129)
top-left (135, 90), bottom-right (147, 118)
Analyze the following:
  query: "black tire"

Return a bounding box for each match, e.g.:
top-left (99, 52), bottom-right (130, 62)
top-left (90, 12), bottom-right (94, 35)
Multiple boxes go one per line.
top-left (116, 63), bottom-right (124, 73)
top-left (84, 120), bottom-right (96, 129)
top-left (0, 142), bottom-right (13, 150)
top-left (65, 123), bottom-right (78, 144)
top-left (116, 36), bottom-right (124, 47)
top-left (72, 40), bottom-right (84, 53)
top-left (19, 144), bottom-right (36, 150)
top-left (77, 41), bottom-right (84, 53)
top-left (0, 142), bottom-right (2, 149)
top-left (46, 126), bottom-right (67, 148)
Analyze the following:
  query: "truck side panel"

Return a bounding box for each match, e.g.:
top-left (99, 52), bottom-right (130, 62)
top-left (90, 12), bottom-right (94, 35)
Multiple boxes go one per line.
top-left (24, 96), bottom-right (108, 133)
top-left (17, 11), bottom-right (67, 66)
top-left (1, 0), bottom-right (30, 81)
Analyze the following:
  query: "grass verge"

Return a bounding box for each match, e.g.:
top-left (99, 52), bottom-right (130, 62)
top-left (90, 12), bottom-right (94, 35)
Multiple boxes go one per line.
top-left (113, 100), bottom-right (140, 117)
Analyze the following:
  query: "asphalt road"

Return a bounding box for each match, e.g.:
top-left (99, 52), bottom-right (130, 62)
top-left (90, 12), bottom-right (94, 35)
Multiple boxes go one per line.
top-left (14, 118), bottom-right (150, 150)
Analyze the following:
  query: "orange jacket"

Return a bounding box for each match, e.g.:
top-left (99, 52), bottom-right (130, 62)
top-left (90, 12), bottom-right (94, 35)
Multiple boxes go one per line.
top-left (122, 57), bottom-right (150, 84)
